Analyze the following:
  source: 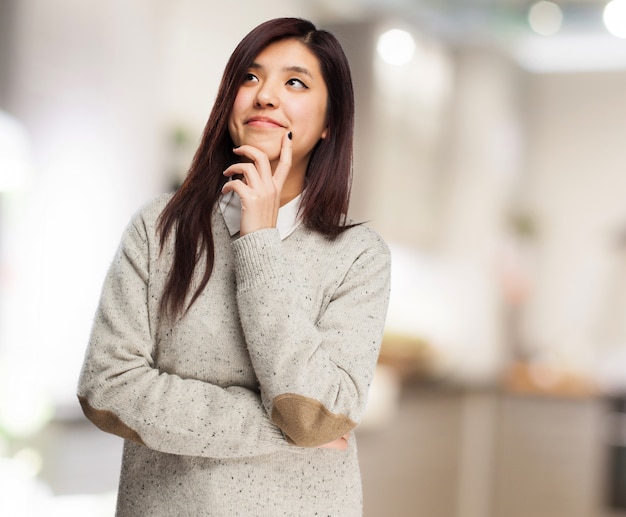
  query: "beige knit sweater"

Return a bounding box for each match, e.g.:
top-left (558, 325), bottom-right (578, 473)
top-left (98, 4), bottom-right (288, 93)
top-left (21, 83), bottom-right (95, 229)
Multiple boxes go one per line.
top-left (77, 193), bottom-right (391, 516)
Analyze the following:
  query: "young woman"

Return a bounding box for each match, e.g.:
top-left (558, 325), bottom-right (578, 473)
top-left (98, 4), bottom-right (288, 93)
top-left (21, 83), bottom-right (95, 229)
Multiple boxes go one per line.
top-left (78, 17), bottom-right (391, 516)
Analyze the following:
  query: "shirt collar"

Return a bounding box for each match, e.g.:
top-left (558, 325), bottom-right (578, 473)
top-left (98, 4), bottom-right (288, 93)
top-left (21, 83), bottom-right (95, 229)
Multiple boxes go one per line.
top-left (219, 190), bottom-right (303, 240)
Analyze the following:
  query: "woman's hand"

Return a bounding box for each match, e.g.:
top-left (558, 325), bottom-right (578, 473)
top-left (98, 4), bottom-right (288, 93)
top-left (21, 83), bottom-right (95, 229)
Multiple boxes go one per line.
top-left (317, 433), bottom-right (351, 451)
top-left (222, 131), bottom-right (292, 236)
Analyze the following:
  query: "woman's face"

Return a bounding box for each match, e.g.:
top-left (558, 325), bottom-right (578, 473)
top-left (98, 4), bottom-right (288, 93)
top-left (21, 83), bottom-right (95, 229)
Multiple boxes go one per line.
top-left (228, 38), bottom-right (329, 175)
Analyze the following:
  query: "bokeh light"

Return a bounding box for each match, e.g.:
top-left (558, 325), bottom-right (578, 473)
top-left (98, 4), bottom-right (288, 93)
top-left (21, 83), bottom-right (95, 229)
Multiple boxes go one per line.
top-left (528, 1), bottom-right (563, 36)
top-left (604, 0), bottom-right (626, 38)
top-left (376, 28), bottom-right (416, 66)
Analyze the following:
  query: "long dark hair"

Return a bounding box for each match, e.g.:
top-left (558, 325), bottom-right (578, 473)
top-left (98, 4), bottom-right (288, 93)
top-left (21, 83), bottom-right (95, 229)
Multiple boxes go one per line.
top-left (158, 18), bottom-right (355, 318)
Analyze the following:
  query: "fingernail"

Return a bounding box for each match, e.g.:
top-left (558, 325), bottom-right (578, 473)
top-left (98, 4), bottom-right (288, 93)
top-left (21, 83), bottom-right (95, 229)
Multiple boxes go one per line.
top-left (287, 131), bottom-right (292, 140)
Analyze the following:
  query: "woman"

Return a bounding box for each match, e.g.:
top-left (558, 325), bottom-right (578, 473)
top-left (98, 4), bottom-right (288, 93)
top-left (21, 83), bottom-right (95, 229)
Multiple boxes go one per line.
top-left (78, 17), bottom-right (390, 516)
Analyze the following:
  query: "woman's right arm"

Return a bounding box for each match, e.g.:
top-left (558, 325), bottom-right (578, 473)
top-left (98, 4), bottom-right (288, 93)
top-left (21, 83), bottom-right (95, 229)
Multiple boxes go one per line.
top-left (77, 212), bottom-right (288, 459)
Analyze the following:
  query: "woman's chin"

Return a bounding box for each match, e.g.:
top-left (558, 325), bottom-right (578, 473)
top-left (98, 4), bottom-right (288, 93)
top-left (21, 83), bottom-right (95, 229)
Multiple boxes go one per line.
top-left (241, 136), bottom-right (282, 161)
top-left (256, 147), bottom-right (281, 164)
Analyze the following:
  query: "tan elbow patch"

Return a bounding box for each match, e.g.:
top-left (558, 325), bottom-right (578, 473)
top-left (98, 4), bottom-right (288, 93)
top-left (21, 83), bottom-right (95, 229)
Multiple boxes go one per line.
top-left (271, 393), bottom-right (356, 448)
top-left (78, 396), bottom-right (145, 446)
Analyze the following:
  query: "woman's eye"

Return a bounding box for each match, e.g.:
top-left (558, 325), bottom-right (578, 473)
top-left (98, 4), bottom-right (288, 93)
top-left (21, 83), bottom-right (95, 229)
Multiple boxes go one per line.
top-left (287, 78), bottom-right (308, 89)
top-left (244, 73), bottom-right (258, 83)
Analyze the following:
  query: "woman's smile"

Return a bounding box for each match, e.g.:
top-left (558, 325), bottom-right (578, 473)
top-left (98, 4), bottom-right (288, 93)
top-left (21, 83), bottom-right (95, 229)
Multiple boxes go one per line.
top-left (245, 115), bottom-right (286, 129)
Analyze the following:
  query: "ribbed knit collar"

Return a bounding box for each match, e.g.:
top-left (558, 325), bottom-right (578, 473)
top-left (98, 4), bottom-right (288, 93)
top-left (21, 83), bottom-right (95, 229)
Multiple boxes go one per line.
top-left (219, 190), bottom-right (303, 240)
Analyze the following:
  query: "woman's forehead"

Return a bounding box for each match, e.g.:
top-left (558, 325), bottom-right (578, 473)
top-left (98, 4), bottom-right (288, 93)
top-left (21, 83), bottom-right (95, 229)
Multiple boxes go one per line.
top-left (252, 39), bottom-right (321, 71)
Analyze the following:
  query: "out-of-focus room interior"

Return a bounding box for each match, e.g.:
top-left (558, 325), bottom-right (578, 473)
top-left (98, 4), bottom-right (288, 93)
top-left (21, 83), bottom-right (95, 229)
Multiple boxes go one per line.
top-left (1, 0), bottom-right (626, 515)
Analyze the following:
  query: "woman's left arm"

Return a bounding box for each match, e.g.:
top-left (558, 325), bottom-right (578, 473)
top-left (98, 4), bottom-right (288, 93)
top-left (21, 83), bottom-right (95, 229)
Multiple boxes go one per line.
top-left (232, 229), bottom-right (391, 448)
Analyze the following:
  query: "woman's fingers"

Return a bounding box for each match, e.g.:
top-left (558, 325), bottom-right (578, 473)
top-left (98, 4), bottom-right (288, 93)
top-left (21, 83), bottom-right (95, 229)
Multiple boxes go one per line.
top-left (225, 130), bottom-right (292, 187)
top-left (220, 174), bottom-right (251, 197)
top-left (221, 132), bottom-right (293, 236)
top-left (230, 144), bottom-right (272, 183)
top-left (222, 161), bottom-right (254, 190)
top-left (272, 131), bottom-right (293, 191)
top-left (317, 433), bottom-right (351, 451)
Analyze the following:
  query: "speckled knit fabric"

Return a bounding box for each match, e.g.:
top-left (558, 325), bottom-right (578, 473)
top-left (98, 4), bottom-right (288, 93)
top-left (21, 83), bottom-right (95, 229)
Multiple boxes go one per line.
top-left (77, 193), bottom-right (391, 516)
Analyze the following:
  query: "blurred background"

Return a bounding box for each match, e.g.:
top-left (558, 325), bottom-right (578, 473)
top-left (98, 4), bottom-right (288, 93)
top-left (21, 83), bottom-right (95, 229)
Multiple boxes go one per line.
top-left (1, 0), bottom-right (626, 515)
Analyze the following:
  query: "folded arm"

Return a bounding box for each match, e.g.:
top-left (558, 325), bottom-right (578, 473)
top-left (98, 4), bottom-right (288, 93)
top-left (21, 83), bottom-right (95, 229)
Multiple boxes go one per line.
top-left (77, 215), bottom-right (288, 459)
top-left (232, 229), bottom-right (391, 447)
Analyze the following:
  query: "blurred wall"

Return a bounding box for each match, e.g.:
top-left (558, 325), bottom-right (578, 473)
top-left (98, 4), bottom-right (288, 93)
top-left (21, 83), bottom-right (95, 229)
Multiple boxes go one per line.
top-left (521, 69), bottom-right (626, 375)
top-left (2, 0), bottom-right (626, 411)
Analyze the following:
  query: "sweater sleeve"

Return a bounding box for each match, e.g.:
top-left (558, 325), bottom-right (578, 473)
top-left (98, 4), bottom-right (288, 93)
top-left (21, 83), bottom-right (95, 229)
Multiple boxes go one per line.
top-left (77, 212), bottom-right (288, 459)
top-left (232, 228), bottom-right (391, 448)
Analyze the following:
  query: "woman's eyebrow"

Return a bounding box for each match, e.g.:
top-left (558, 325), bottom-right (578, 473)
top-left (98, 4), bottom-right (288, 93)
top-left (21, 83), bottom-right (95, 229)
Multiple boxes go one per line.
top-left (283, 65), bottom-right (312, 77)
top-left (249, 62), bottom-right (312, 77)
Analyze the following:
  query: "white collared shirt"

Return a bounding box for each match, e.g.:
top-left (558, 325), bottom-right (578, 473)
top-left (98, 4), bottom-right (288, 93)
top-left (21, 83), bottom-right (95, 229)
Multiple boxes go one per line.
top-left (219, 190), bottom-right (303, 240)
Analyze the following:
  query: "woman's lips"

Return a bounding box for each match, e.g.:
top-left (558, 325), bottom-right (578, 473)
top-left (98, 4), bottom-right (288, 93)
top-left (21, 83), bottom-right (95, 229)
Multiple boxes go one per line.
top-left (246, 117), bottom-right (284, 128)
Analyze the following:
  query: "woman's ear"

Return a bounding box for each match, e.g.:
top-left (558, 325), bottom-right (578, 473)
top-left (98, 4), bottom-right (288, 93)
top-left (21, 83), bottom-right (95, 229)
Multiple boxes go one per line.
top-left (321, 127), bottom-right (328, 139)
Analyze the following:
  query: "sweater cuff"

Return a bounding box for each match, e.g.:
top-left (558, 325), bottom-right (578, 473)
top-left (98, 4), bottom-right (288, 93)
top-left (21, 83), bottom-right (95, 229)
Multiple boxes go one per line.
top-left (231, 229), bottom-right (284, 292)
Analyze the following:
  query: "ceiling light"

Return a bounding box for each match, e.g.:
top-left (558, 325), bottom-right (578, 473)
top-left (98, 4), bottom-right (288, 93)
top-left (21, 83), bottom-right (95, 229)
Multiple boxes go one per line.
top-left (528, 1), bottom-right (563, 36)
top-left (377, 29), bottom-right (416, 66)
top-left (604, 0), bottom-right (626, 38)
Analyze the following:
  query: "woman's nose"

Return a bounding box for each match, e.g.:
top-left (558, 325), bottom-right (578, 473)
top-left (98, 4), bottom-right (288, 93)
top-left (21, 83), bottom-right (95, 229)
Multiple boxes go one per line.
top-left (254, 83), bottom-right (279, 108)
